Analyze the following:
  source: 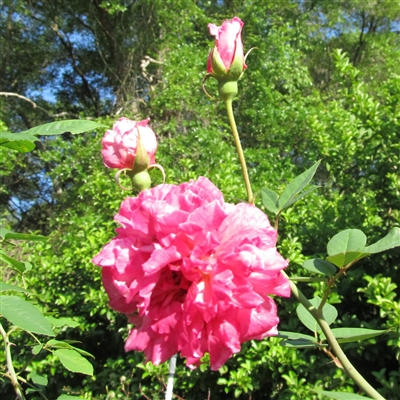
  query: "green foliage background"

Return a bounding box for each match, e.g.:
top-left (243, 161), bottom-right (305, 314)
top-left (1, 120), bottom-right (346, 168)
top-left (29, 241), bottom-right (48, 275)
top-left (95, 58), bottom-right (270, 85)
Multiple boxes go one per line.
top-left (1, 0), bottom-right (399, 399)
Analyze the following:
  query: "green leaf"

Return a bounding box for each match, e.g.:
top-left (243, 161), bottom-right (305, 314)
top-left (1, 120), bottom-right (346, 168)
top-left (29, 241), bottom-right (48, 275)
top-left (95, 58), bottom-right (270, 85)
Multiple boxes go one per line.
top-left (326, 251), bottom-right (369, 268)
top-left (280, 339), bottom-right (324, 348)
top-left (363, 227), bottom-right (400, 254)
top-left (57, 396), bottom-right (86, 400)
top-left (260, 187), bottom-right (279, 214)
top-left (0, 282), bottom-right (31, 293)
top-left (53, 349), bottom-right (93, 375)
top-left (302, 259), bottom-right (337, 276)
top-left (0, 296), bottom-right (54, 336)
top-left (277, 160), bottom-right (321, 210)
top-left (0, 131), bottom-right (39, 152)
top-left (32, 344), bottom-right (43, 355)
top-left (280, 184), bottom-right (320, 210)
top-left (316, 390), bottom-right (373, 399)
top-left (326, 229), bottom-right (371, 267)
top-left (0, 228), bottom-right (48, 241)
top-left (30, 371), bottom-right (48, 387)
top-left (0, 251), bottom-right (29, 273)
top-left (296, 296), bottom-right (338, 333)
top-left (320, 328), bottom-right (389, 344)
top-left (277, 331), bottom-right (322, 348)
top-left (47, 316), bottom-right (80, 328)
top-left (47, 339), bottom-right (76, 349)
top-left (22, 120), bottom-right (107, 136)
top-left (277, 331), bottom-right (318, 342)
top-left (47, 339), bottom-right (94, 358)
top-left (26, 388), bottom-right (41, 394)
top-left (327, 229), bottom-right (367, 256)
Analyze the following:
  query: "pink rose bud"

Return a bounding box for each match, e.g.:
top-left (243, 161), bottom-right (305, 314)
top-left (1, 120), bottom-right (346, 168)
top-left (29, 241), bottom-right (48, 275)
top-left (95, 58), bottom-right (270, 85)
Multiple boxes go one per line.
top-left (207, 16), bottom-right (247, 81)
top-left (101, 118), bottom-right (157, 170)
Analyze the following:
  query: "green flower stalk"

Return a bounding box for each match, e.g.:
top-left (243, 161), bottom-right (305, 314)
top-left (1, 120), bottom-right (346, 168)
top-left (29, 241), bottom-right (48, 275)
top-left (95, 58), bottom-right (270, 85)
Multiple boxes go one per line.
top-left (225, 99), bottom-right (254, 203)
top-left (205, 16), bottom-right (253, 203)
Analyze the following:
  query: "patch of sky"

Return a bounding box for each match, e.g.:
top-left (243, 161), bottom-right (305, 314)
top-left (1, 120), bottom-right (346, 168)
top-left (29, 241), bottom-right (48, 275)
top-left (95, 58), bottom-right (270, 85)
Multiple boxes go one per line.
top-left (67, 30), bottom-right (96, 49)
top-left (8, 170), bottom-right (53, 219)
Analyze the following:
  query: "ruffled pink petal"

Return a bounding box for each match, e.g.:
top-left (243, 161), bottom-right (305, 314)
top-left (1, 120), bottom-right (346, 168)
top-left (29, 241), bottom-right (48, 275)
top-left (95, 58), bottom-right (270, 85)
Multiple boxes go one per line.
top-left (100, 117), bottom-right (157, 170)
top-left (93, 176), bottom-right (290, 370)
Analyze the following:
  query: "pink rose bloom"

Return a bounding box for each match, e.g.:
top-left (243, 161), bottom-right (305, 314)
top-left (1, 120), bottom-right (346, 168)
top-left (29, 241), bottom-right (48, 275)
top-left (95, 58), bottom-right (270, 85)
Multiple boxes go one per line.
top-left (101, 117), bottom-right (157, 170)
top-left (207, 16), bottom-right (247, 76)
top-left (92, 177), bottom-right (290, 370)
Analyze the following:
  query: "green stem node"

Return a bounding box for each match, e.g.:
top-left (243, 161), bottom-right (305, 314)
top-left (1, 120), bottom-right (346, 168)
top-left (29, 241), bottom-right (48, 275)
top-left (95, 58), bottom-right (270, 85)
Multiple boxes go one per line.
top-left (131, 170), bottom-right (152, 191)
top-left (218, 80), bottom-right (238, 101)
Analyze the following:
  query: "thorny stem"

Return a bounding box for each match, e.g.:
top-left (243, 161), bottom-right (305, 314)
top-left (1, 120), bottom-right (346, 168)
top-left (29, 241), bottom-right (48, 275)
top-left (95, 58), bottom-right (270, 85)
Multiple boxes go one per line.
top-left (15, 375), bottom-right (49, 400)
top-left (225, 99), bottom-right (254, 204)
top-left (282, 271), bottom-right (385, 400)
top-left (318, 260), bottom-right (359, 312)
top-left (0, 322), bottom-right (26, 400)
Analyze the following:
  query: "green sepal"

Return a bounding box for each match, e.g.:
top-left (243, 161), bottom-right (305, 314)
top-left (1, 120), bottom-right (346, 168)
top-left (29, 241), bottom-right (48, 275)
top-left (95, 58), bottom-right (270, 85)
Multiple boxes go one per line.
top-left (210, 48), bottom-right (227, 78)
top-left (132, 131), bottom-right (150, 173)
top-left (226, 55), bottom-right (245, 81)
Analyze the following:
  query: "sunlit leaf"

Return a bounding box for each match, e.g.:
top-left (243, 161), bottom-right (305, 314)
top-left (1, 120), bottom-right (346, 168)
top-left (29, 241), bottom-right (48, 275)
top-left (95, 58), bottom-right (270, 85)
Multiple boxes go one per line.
top-left (0, 251), bottom-right (28, 273)
top-left (22, 120), bottom-right (107, 136)
top-left (0, 228), bottom-right (47, 242)
top-left (302, 259), bottom-right (337, 276)
top-left (260, 187), bottom-right (279, 214)
top-left (54, 349), bottom-right (93, 375)
top-left (278, 160), bottom-right (321, 210)
top-left (327, 229), bottom-right (367, 256)
top-left (277, 331), bottom-right (322, 348)
top-left (47, 339), bottom-right (94, 358)
top-left (326, 251), bottom-right (369, 268)
top-left (0, 282), bottom-right (31, 293)
top-left (30, 371), bottom-right (48, 387)
top-left (32, 344), bottom-right (43, 355)
top-left (0, 131), bottom-right (38, 152)
top-left (363, 227), bottom-right (400, 254)
top-left (47, 316), bottom-right (80, 328)
top-left (320, 328), bottom-right (389, 344)
top-left (280, 184), bottom-right (320, 210)
top-left (296, 296), bottom-right (338, 333)
top-left (0, 296), bottom-right (54, 336)
top-left (277, 331), bottom-right (317, 342)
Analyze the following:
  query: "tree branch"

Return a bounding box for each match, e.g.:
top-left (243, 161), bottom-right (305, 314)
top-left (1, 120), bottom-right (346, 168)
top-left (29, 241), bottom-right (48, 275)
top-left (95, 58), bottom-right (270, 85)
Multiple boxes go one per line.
top-left (0, 92), bottom-right (79, 118)
top-left (50, 20), bottom-right (100, 116)
top-left (353, 10), bottom-right (367, 66)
